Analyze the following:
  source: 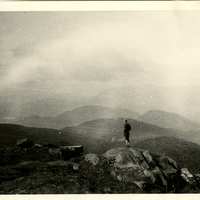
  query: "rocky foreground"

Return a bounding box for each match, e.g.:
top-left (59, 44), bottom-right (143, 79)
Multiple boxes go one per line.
top-left (0, 138), bottom-right (200, 194)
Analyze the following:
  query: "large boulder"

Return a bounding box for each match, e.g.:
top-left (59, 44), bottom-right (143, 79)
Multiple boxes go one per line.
top-left (101, 147), bottom-right (193, 191)
top-left (17, 138), bottom-right (34, 149)
top-left (60, 145), bottom-right (83, 160)
top-left (181, 168), bottom-right (196, 185)
top-left (48, 145), bottom-right (83, 160)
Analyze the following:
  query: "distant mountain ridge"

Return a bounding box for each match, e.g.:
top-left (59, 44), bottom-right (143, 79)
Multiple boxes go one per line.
top-left (0, 88), bottom-right (94, 118)
top-left (56, 105), bottom-right (140, 126)
top-left (2, 85), bottom-right (200, 121)
top-left (93, 85), bottom-right (200, 119)
top-left (5, 105), bottom-right (140, 129)
top-left (137, 110), bottom-right (200, 131)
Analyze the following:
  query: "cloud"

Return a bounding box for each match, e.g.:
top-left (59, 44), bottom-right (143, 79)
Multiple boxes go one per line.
top-left (1, 11), bottom-right (200, 94)
top-left (71, 65), bottom-right (113, 82)
top-left (1, 21), bottom-right (144, 87)
top-left (11, 44), bottom-right (33, 58)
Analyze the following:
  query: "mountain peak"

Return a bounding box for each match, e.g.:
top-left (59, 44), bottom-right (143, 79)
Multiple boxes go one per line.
top-left (138, 109), bottom-right (200, 131)
top-left (56, 105), bottom-right (140, 127)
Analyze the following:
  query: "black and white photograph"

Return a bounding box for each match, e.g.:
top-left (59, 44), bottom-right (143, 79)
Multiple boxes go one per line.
top-left (1, 2), bottom-right (200, 195)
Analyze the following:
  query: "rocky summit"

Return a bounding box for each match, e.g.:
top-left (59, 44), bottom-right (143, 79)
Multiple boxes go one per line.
top-left (102, 147), bottom-right (196, 191)
top-left (0, 139), bottom-right (200, 194)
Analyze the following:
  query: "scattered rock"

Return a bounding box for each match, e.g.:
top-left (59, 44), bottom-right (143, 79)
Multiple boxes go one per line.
top-left (1, 139), bottom-right (199, 194)
top-left (117, 175), bottom-right (123, 181)
top-left (49, 148), bottom-right (61, 159)
top-left (194, 174), bottom-right (200, 182)
top-left (33, 144), bottom-right (43, 148)
top-left (133, 181), bottom-right (146, 189)
top-left (85, 154), bottom-right (100, 165)
top-left (73, 164), bottom-right (79, 171)
top-left (181, 168), bottom-right (196, 185)
top-left (103, 187), bottom-right (111, 193)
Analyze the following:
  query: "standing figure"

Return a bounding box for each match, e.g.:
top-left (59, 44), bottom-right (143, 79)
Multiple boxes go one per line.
top-left (123, 119), bottom-right (131, 147)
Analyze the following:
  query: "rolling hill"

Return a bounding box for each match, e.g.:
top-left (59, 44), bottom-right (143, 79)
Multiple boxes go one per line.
top-left (68, 117), bottom-right (173, 139)
top-left (0, 117), bottom-right (182, 151)
top-left (137, 110), bottom-right (200, 131)
top-left (0, 124), bottom-right (67, 148)
top-left (0, 123), bottom-right (121, 154)
top-left (61, 118), bottom-right (193, 149)
top-left (3, 113), bottom-right (200, 150)
top-left (61, 117), bottom-right (200, 148)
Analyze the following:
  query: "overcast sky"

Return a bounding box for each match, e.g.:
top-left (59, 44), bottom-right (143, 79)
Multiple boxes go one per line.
top-left (1, 11), bottom-right (200, 96)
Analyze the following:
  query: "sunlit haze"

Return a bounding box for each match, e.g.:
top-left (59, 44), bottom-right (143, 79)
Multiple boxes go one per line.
top-left (1, 11), bottom-right (200, 117)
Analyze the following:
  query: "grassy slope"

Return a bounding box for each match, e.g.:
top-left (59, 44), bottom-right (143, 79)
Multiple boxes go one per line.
top-left (0, 124), bottom-right (70, 148)
top-left (1, 121), bottom-right (200, 174)
top-left (0, 123), bottom-right (119, 153)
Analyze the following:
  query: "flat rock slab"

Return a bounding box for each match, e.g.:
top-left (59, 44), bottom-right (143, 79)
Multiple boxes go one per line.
top-left (48, 145), bottom-right (83, 160)
top-left (60, 145), bottom-right (83, 160)
top-left (60, 145), bottom-right (83, 153)
top-left (17, 139), bottom-right (34, 149)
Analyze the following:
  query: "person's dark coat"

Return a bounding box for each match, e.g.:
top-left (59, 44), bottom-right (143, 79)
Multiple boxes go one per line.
top-left (124, 123), bottom-right (131, 141)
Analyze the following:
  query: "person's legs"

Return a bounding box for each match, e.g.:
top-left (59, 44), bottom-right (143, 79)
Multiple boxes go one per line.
top-left (127, 135), bottom-right (130, 147)
top-left (125, 133), bottom-right (130, 147)
top-left (126, 141), bottom-right (130, 147)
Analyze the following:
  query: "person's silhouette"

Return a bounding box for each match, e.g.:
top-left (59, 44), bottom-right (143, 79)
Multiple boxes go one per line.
top-left (123, 119), bottom-right (131, 147)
